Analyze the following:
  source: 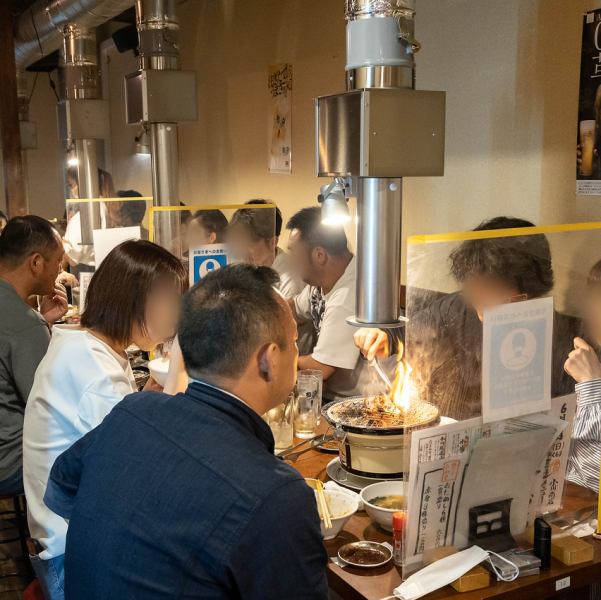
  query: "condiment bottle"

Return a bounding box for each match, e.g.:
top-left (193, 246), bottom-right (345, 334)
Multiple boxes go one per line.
top-left (392, 511), bottom-right (406, 567)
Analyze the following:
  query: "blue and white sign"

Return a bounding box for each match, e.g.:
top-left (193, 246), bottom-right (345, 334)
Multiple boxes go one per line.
top-left (482, 296), bottom-right (553, 423)
top-left (189, 244), bottom-right (229, 285)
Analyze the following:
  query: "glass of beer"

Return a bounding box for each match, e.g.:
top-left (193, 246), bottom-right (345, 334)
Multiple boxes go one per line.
top-left (293, 371), bottom-right (321, 439)
top-left (580, 120), bottom-right (596, 177)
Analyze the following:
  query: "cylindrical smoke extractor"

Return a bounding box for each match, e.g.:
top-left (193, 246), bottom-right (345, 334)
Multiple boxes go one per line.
top-left (345, 0), bottom-right (416, 91)
top-left (136, 0), bottom-right (180, 70)
top-left (135, 0), bottom-right (181, 249)
top-left (347, 0), bottom-right (416, 326)
top-left (61, 25), bottom-right (101, 244)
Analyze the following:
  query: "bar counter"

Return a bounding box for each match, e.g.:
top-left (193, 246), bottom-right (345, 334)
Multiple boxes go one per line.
top-left (291, 441), bottom-right (601, 600)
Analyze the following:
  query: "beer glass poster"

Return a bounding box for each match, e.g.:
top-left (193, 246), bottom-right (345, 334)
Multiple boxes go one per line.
top-left (577, 9), bottom-right (601, 195)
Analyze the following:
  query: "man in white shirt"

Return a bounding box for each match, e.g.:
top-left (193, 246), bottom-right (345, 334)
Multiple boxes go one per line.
top-left (286, 207), bottom-right (367, 401)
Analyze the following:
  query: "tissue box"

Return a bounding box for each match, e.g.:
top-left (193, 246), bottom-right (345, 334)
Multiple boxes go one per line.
top-left (551, 536), bottom-right (594, 566)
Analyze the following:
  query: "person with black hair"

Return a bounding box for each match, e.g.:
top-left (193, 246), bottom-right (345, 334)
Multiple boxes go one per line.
top-left (42, 264), bottom-right (328, 600)
top-left (229, 199), bottom-right (304, 299)
top-left (186, 209), bottom-right (228, 246)
top-left (23, 240), bottom-right (187, 600)
top-left (286, 206), bottom-right (369, 401)
top-left (355, 216), bottom-right (579, 420)
top-left (0, 216), bottom-right (67, 496)
top-left (117, 190), bottom-right (149, 239)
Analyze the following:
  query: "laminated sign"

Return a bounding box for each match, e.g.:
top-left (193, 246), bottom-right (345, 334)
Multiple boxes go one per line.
top-left (189, 244), bottom-right (229, 285)
top-left (482, 296), bottom-right (553, 423)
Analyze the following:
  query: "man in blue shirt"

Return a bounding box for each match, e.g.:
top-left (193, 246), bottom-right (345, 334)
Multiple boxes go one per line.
top-left (44, 264), bottom-right (328, 599)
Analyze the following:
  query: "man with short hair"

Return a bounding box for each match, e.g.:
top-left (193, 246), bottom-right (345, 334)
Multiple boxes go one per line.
top-left (0, 216), bottom-right (67, 494)
top-left (43, 264), bottom-right (328, 600)
top-left (286, 206), bottom-right (368, 401)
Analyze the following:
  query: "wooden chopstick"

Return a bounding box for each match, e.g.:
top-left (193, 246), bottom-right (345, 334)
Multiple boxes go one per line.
top-left (316, 482), bottom-right (332, 529)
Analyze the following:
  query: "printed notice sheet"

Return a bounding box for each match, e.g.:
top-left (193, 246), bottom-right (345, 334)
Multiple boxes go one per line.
top-left (482, 296), bottom-right (553, 423)
top-left (405, 397), bottom-right (573, 568)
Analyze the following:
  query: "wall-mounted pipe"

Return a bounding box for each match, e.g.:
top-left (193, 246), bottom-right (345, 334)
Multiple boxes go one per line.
top-left (14, 0), bottom-right (134, 69)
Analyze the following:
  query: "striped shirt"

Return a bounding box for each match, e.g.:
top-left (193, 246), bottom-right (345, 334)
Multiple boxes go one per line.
top-left (566, 379), bottom-right (601, 492)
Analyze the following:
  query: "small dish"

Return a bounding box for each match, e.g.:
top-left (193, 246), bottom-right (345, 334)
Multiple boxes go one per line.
top-left (337, 541), bottom-right (392, 568)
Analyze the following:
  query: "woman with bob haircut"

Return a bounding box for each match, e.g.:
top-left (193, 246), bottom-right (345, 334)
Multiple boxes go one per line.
top-left (23, 239), bottom-right (187, 600)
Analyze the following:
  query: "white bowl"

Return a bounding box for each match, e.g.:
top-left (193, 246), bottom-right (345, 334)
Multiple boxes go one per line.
top-left (314, 488), bottom-right (359, 540)
top-left (148, 357), bottom-right (170, 387)
top-left (360, 481), bottom-right (406, 532)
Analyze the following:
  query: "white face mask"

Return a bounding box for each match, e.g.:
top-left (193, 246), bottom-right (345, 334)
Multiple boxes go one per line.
top-left (393, 545), bottom-right (519, 600)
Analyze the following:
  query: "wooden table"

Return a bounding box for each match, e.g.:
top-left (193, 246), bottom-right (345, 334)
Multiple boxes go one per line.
top-left (291, 443), bottom-right (601, 600)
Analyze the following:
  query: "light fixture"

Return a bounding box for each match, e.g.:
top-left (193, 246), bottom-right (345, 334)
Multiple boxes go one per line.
top-left (66, 155), bottom-right (79, 167)
top-left (135, 126), bottom-right (150, 155)
top-left (318, 177), bottom-right (351, 226)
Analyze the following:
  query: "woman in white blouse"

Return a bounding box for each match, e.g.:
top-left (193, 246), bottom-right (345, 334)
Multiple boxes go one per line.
top-left (23, 239), bottom-right (187, 600)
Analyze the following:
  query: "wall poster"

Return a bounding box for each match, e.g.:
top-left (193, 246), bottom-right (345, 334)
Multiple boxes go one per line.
top-left (577, 9), bottom-right (601, 195)
top-left (268, 63), bottom-right (292, 174)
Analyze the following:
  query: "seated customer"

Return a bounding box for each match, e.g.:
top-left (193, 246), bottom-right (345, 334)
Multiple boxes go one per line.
top-left (229, 199), bottom-right (305, 299)
top-left (43, 264), bottom-right (328, 600)
top-left (287, 206), bottom-right (367, 401)
top-left (354, 217), bottom-right (579, 420)
top-left (565, 259), bottom-right (601, 492)
top-left (0, 216), bottom-right (67, 495)
top-left (186, 209), bottom-right (228, 246)
top-left (23, 240), bottom-right (187, 600)
top-left (117, 189), bottom-right (149, 239)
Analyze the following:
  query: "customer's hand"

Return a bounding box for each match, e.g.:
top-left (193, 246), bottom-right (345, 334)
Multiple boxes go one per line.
top-left (40, 283), bottom-right (68, 325)
top-left (564, 337), bottom-right (601, 383)
top-left (57, 272), bottom-right (79, 289)
top-left (353, 328), bottom-right (392, 361)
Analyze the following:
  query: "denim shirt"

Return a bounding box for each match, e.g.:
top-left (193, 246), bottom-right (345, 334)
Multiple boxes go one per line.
top-left (44, 382), bottom-right (329, 599)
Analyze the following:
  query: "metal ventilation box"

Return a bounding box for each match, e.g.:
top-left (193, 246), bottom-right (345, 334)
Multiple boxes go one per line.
top-left (316, 88), bottom-right (446, 178)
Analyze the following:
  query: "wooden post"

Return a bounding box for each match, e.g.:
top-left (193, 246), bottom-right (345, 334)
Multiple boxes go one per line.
top-left (0, 3), bottom-right (27, 217)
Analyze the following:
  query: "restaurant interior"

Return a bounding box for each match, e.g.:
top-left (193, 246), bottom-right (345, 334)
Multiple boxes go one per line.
top-left (2, 1), bottom-right (601, 599)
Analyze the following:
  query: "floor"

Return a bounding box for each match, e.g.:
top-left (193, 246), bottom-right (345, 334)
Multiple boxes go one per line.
top-left (0, 497), bottom-right (30, 599)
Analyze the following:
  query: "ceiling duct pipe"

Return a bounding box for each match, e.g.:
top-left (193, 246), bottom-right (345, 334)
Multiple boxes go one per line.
top-left (315, 0), bottom-right (445, 327)
top-left (58, 24), bottom-right (109, 245)
top-left (14, 0), bottom-right (134, 69)
top-left (126, 0), bottom-right (197, 250)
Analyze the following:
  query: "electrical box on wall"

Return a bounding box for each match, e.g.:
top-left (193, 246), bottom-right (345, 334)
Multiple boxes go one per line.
top-left (316, 88), bottom-right (446, 178)
top-left (125, 70), bottom-right (198, 124)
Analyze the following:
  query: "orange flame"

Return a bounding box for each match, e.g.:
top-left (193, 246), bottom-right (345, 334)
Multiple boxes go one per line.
top-left (385, 342), bottom-right (413, 414)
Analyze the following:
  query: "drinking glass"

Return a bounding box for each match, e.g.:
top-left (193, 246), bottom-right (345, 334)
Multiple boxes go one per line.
top-left (293, 371), bottom-right (321, 439)
top-left (264, 393), bottom-right (294, 451)
top-left (300, 369), bottom-right (323, 424)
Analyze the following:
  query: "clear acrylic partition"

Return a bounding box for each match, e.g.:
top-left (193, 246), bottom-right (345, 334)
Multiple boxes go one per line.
top-left (149, 203), bottom-right (276, 284)
top-left (64, 196), bottom-right (154, 268)
top-left (401, 222), bottom-right (601, 579)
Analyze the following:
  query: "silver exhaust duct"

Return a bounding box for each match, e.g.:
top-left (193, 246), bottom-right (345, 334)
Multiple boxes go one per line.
top-left (125, 0), bottom-right (197, 251)
top-left (14, 0), bottom-right (134, 69)
top-left (316, 0), bottom-right (445, 327)
top-left (61, 25), bottom-right (103, 244)
top-left (347, 0), bottom-right (414, 326)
